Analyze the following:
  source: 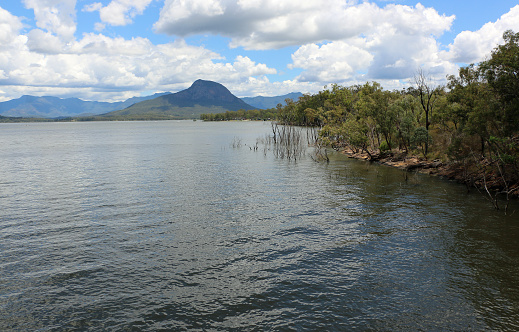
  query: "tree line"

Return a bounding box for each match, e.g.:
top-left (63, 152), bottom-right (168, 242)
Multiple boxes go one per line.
top-left (200, 108), bottom-right (278, 121)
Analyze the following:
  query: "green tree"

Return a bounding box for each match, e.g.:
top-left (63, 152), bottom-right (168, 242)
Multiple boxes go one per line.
top-left (356, 82), bottom-right (399, 151)
top-left (480, 30), bottom-right (519, 136)
top-left (414, 69), bottom-right (442, 155)
top-left (412, 126), bottom-right (430, 158)
top-left (392, 94), bottom-right (419, 152)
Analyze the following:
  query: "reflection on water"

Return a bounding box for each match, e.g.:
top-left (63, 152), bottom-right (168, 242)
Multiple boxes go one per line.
top-left (1, 121), bottom-right (518, 331)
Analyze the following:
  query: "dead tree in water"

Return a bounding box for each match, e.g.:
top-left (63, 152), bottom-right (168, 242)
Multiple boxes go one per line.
top-left (312, 140), bottom-right (329, 163)
top-left (267, 123), bottom-right (306, 161)
top-left (271, 122), bottom-right (278, 144)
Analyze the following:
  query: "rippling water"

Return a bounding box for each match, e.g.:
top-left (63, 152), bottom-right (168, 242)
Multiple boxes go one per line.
top-left (1, 120), bottom-right (519, 331)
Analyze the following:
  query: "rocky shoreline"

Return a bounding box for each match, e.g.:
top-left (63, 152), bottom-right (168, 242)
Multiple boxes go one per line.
top-left (340, 148), bottom-right (519, 198)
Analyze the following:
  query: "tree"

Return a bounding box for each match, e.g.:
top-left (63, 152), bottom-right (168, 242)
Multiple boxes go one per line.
top-left (414, 69), bottom-right (441, 156)
top-left (480, 30), bottom-right (519, 136)
top-left (392, 94), bottom-right (419, 152)
top-left (356, 82), bottom-right (397, 151)
top-left (446, 64), bottom-right (494, 156)
top-left (412, 126), bottom-right (430, 158)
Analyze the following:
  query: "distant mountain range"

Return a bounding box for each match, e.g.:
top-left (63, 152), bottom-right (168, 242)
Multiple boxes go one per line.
top-left (242, 92), bottom-right (303, 110)
top-left (0, 93), bottom-right (170, 118)
top-left (0, 80), bottom-right (303, 119)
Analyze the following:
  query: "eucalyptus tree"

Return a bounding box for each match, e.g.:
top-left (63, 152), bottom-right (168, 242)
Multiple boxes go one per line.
top-left (391, 93), bottom-right (420, 152)
top-left (479, 30), bottom-right (519, 195)
top-left (414, 69), bottom-right (442, 156)
top-left (446, 64), bottom-right (494, 157)
top-left (480, 30), bottom-right (519, 137)
top-left (356, 82), bottom-right (401, 151)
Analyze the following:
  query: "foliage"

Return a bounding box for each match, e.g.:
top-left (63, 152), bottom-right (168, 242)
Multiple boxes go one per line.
top-left (200, 108), bottom-right (277, 121)
top-left (480, 30), bottom-right (519, 137)
top-left (0, 115), bottom-right (53, 123)
top-left (411, 127), bottom-right (430, 158)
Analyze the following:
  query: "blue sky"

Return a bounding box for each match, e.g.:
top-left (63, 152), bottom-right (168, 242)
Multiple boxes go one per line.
top-left (1, 0), bottom-right (518, 102)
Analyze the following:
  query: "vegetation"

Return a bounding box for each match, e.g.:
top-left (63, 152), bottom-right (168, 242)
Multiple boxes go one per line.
top-left (270, 31), bottom-right (519, 208)
top-left (0, 114), bottom-right (185, 122)
top-left (200, 108), bottom-right (278, 121)
top-left (0, 115), bottom-right (53, 123)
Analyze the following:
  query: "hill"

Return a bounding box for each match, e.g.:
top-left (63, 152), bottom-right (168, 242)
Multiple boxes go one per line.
top-left (101, 80), bottom-right (255, 120)
top-left (242, 92), bottom-right (303, 110)
top-left (0, 93), bottom-right (170, 118)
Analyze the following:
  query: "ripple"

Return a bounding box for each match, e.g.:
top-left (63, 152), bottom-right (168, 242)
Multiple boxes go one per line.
top-left (2, 121), bottom-right (519, 331)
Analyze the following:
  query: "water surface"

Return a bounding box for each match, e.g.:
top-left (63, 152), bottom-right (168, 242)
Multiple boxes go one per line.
top-left (1, 121), bottom-right (518, 330)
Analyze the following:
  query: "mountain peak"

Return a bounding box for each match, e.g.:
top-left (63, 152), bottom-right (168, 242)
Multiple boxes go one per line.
top-left (174, 79), bottom-right (241, 103)
top-left (101, 80), bottom-right (255, 119)
top-left (192, 79), bottom-right (216, 86)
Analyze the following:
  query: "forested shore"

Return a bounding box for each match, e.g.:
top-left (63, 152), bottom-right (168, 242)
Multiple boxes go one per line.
top-left (205, 31), bottom-right (519, 208)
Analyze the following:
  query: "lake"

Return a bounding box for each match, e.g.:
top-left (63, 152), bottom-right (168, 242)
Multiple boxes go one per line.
top-left (1, 120), bottom-right (519, 330)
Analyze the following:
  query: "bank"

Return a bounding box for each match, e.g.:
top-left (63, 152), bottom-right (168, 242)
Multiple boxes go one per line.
top-left (340, 147), bottom-right (519, 200)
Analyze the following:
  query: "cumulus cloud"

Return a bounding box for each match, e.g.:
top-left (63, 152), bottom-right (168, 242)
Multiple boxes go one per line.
top-left (0, 7), bottom-right (24, 48)
top-left (290, 41), bottom-right (373, 82)
top-left (70, 33), bottom-right (153, 56)
top-left (23, 0), bottom-right (77, 41)
top-left (154, 0), bottom-right (458, 87)
top-left (447, 5), bottom-right (519, 64)
top-left (84, 0), bottom-right (154, 27)
top-left (26, 29), bottom-right (65, 54)
top-left (154, 1), bottom-right (454, 51)
top-left (232, 56), bottom-right (277, 76)
top-left (230, 76), bottom-right (323, 98)
top-left (286, 3), bottom-right (456, 85)
top-left (155, 0), bottom-right (375, 50)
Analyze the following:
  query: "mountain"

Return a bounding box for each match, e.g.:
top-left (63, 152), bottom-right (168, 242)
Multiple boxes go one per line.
top-left (0, 80), bottom-right (302, 120)
top-left (102, 79), bottom-right (255, 119)
top-left (242, 92), bottom-right (303, 110)
top-left (0, 92), bottom-right (170, 118)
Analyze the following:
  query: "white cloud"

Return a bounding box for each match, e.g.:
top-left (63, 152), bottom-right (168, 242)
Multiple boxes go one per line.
top-left (164, 0), bottom-right (225, 20)
top-left (447, 5), bottom-right (519, 64)
top-left (23, 0), bottom-right (77, 41)
top-left (0, 6), bottom-right (24, 48)
top-left (290, 41), bottom-right (373, 82)
top-left (27, 29), bottom-right (65, 54)
top-left (82, 2), bottom-right (102, 12)
top-left (154, 1), bottom-right (454, 50)
top-left (94, 22), bottom-right (106, 32)
top-left (286, 3), bottom-right (456, 86)
top-left (232, 56), bottom-right (277, 76)
top-left (84, 0), bottom-right (154, 27)
top-left (154, 0), bottom-right (458, 88)
top-left (70, 33), bottom-right (153, 56)
top-left (230, 77), bottom-right (323, 98)
top-left (155, 0), bottom-right (369, 50)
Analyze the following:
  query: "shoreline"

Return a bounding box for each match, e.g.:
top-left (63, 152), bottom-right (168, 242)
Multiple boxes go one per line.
top-left (339, 147), bottom-right (519, 198)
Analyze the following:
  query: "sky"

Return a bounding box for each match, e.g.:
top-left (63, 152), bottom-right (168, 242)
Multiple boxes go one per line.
top-left (1, 0), bottom-right (519, 102)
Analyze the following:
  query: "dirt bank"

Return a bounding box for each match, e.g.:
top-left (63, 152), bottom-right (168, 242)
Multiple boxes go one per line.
top-left (340, 148), bottom-right (519, 198)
